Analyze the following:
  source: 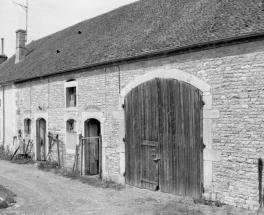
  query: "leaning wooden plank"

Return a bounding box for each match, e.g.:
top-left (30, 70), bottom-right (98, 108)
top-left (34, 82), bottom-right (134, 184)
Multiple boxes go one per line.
top-left (24, 139), bottom-right (31, 154)
top-left (72, 144), bottom-right (78, 172)
top-left (10, 146), bottom-right (20, 161)
top-left (56, 135), bottom-right (61, 168)
top-left (80, 139), bottom-right (84, 175)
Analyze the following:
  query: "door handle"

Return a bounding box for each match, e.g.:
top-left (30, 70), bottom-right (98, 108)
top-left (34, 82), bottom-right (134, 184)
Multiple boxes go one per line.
top-left (153, 158), bottom-right (160, 162)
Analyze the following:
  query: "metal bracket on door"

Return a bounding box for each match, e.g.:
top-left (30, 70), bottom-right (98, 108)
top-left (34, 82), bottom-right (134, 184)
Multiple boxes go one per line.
top-left (153, 158), bottom-right (160, 162)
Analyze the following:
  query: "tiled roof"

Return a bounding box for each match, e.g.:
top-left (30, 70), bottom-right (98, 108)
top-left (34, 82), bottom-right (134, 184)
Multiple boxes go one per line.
top-left (1, 0), bottom-right (264, 83)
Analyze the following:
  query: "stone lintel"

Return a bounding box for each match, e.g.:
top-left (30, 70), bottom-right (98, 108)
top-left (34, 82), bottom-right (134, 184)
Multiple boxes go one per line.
top-left (203, 110), bottom-right (220, 119)
top-left (113, 110), bottom-right (124, 120)
top-left (204, 149), bottom-right (221, 161)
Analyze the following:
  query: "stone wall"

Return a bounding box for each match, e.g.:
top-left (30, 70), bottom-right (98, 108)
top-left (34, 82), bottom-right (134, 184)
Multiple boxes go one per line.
top-left (12, 39), bottom-right (264, 210)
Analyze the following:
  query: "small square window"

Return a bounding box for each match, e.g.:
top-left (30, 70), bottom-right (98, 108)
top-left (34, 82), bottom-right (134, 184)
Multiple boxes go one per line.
top-left (66, 87), bottom-right (76, 107)
top-left (24, 118), bottom-right (31, 135)
top-left (66, 119), bottom-right (76, 132)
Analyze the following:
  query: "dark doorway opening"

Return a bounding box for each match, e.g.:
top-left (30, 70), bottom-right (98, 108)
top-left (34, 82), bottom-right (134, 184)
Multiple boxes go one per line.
top-left (36, 118), bottom-right (46, 161)
top-left (84, 119), bottom-right (101, 175)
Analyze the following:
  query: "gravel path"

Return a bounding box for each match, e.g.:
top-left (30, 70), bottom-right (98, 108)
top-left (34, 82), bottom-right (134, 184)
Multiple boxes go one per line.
top-left (0, 160), bottom-right (259, 215)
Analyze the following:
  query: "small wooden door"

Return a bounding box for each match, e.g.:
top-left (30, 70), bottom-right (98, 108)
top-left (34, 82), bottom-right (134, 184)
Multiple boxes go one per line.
top-left (141, 141), bottom-right (159, 190)
top-left (36, 118), bottom-right (46, 161)
top-left (84, 119), bottom-right (100, 175)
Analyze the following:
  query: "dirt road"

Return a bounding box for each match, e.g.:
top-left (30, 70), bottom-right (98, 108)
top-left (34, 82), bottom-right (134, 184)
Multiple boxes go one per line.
top-left (0, 160), bottom-right (257, 215)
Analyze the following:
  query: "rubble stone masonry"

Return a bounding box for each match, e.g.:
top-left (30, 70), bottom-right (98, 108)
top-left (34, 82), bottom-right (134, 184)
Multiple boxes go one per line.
top-left (14, 39), bottom-right (264, 210)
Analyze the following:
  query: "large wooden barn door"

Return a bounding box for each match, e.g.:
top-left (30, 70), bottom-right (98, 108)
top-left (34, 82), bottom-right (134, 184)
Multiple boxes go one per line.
top-left (124, 78), bottom-right (203, 198)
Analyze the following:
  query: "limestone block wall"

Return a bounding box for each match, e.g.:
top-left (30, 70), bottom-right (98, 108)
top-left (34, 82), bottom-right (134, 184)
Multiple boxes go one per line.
top-left (11, 39), bottom-right (264, 210)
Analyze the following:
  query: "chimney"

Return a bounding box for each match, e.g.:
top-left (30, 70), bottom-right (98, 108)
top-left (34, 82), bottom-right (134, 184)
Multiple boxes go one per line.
top-left (15, 29), bottom-right (27, 63)
top-left (0, 38), bottom-right (8, 65)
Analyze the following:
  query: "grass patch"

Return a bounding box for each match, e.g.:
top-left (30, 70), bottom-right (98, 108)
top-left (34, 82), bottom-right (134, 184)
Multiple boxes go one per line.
top-left (0, 145), bottom-right (13, 161)
top-left (0, 184), bottom-right (16, 209)
top-left (194, 198), bottom-right (226, 207)
top-left (58, 168), bottom-right (125, 191)
top-left (154, 201), bottom-right (204, 215)
top-left (37, 161), bottom-right (125, 191)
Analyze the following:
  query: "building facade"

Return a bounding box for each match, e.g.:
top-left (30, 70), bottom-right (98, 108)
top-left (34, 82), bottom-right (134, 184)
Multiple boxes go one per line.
top-left (1, 0), bottom-right (264, 210)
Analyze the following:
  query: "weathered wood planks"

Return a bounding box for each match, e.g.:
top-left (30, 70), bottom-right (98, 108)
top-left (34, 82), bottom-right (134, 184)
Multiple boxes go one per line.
top-left (124, 78), bottom-right (203, 198)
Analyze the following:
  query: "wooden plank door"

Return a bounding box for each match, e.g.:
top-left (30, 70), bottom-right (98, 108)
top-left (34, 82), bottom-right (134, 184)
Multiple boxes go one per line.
top-left (125, 78), bottom-right (203, 198)
top-left (84, 120), bottom-right (100, 175)
top-left (157, 79), bottom-right (203, 198)
top-left (125, 79), bottom-right (159, 189)
top-left (141, 141), bottom-right (159, 190)
top-left (36, 120), bottom-right (41, 161)
top-left (39, 119), bottom-right (46, 161)
top-left (36, 119), bottom-right (46, 161)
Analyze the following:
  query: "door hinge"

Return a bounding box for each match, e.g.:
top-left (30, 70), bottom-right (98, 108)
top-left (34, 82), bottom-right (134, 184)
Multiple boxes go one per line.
top-left (122, 103), bottom-right (125, 109)
top-left (200, 100), bottom-right (205, 108)
top-left (201, 138), bottom-right (206, 150)
top-left (153, 158), bottom-right (160, 162)
top-left (123, 137), bottom-right (125, 142)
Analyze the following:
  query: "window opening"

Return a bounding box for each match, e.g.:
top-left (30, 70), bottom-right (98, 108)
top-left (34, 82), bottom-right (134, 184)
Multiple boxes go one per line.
top-left (24, 118), bottom-right (31, 135)
top-left (66, 87), bottom-right (76, 107)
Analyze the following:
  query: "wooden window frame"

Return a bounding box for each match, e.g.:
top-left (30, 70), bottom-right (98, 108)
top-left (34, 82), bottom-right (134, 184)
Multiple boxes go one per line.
top-left (64, 80), bottom-right (78, 109)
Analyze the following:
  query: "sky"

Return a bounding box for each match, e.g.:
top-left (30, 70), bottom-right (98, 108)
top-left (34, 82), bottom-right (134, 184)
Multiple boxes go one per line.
top-left (0, 0), bottom-right (137, 58)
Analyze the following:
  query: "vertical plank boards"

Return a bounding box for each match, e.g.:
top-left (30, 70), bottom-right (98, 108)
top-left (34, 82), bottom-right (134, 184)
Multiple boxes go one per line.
top-left (184, 83), bottom-right (190, 196)
top-left (150, 79), bottom-right (154, 190)
top-left (131, 88), bottom-right (136, 187)
top-left (134, 86), bottom-right (139, 187)
top-left (157, 79), bottom-right (164, 192)
top-left (179, 81), bottom-right (185, 196)
top-left (125, 94), bottom-right (129, 184)
top-left (173, 80), bottom-right (178, 195)
top-left (193, 88), bottom-right (198, 197)
top-left (140, 83), bottom-right (145, 188)
top-left (137, 85), bottom-right (142, 188)
top-left (154, 79), bottom-right (159, 189)
top-left (161, 79), bottom-right (167, 193)
top-left (199, 92), bottom-right (204, 197)
top-left (143, 82), bottom-right (148, 190)
top-left (189, 86), bottom-right (195, 197)
top-left (167, 80), bottom-right (173, 193)
top-left (129, 91), bottom-right (133, 185)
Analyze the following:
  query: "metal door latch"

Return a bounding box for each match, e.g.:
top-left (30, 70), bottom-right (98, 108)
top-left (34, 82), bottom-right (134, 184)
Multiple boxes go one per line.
top-left (153, 158), bottom-right (160, 162)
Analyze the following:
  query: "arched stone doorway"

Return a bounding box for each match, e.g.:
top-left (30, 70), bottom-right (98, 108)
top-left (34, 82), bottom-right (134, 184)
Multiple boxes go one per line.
top-left (118, 69), bottom-right (221, 198)
top-left (36, 118), bottom-right (46, 161)
top-left (84, 119), bottom-right (101, 175)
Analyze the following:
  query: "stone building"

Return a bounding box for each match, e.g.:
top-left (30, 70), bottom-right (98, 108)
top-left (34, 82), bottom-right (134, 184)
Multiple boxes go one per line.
top-left (0, 0), bottom-right (264, 210)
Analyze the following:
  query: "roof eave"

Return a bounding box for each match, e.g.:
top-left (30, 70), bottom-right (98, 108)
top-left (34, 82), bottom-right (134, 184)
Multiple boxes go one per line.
top-left (9, 31), bottom-right (264, 85)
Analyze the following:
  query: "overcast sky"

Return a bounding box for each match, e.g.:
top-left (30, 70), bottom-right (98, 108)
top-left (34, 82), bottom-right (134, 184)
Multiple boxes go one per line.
top-left (0, 0), bottom-right (137, 57)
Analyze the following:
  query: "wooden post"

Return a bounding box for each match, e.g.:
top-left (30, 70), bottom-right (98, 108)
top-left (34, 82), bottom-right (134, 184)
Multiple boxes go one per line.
top-left (80, 134), bottom-right (83, 175)
top-left (72, 145), bottom-right (77, 172)
top-left (56, 134), bottom-right (60, 168)
top-left (77, 134), bottom-right (82, 173)
top-left (99, 134), bottom-right (102, 179)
